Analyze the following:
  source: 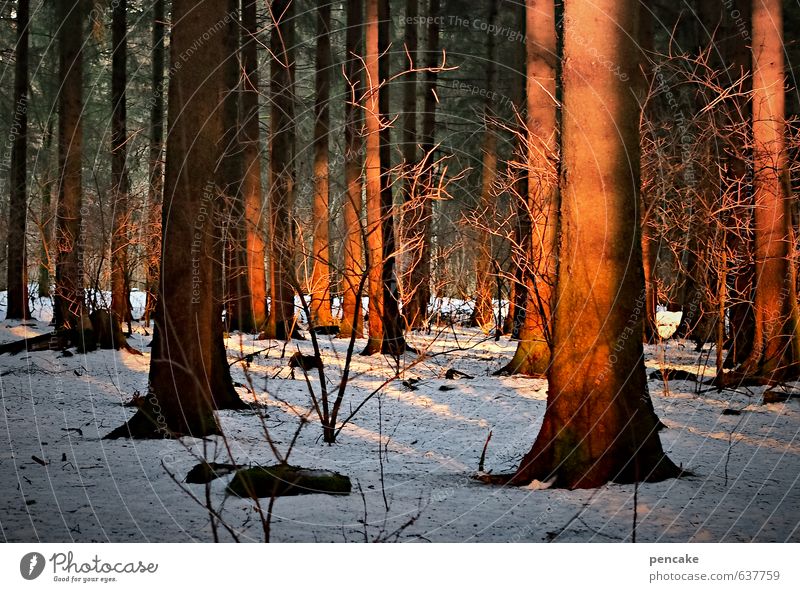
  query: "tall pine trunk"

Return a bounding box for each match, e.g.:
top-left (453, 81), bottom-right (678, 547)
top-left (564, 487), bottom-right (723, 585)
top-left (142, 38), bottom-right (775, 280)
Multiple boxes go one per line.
top-left (310, 2), bottom-right (334, 327)
top-left (399, 0), bottom-right (419, 328)
top-left (510, 0), bottom-right (678, 488)
top-left (377, 0), bottom-right (407, 356)
top-left (263, 0), bottom-right (297, 340)
top-left (338, 0), bottom-right (365, 339)
top-left (6, 0), bottom-right (31, 320)
top-left (404, 0), bottom-right (439, 332)
top-left (361, 0), bottom-right (385, 354)
top-left (500, 0), bottom-right (558, 376)
top-left (222, 0), bottom-right (250, 332)
top-left (739, 0), bottom-right (799, 380)
top-left (144, 0), bottom-right (165, 327)
top-left (240, 0), bottom-right (267, 331)
top-left (110, 0), bottom-right (131, 325)
top-left (469, 0), bottom-right (498, 331)
top-left (54, 0), bottom-right (86, 331)
top-left (107, 0), bottom-right (233, 438)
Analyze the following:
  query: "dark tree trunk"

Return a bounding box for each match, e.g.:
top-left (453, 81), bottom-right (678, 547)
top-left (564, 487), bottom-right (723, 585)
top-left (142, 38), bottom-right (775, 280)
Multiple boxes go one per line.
top-left (37, 117), bottom-right (55, 299)
top-left (469, 0), bottom-right (498, 331)
top-left (110, 0), bottom-right (131, 325)
top-left (107, 0), bottom-right (232, 439)
top-left (263, 0), bottom-right (297, 341)
top-left (222, 0), bottom-right (251, 333)
top-left (54, 0), bottom-right (86, 331)
top-left (6, 0), bottom-right (31, 320)
top-left (377, 0), bottom-right (407, 356)
top-left (310, 2), bottom-right (334, 328)
top-left (144, 0), bottom-right (165, 327)
top-left (399, 0), bottom-right (419, 328)
top-left (403, 0), bottom-right (439, 332)
top-left (509, 0), bottom-right (679, 489)
top-left (338, 0), bottom-right (365, 339)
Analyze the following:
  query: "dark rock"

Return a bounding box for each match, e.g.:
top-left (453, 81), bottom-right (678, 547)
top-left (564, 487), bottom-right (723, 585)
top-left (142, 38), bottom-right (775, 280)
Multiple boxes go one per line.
top-left (226, 464), bottom-right (351, 498)
top-left (185, 461), bottom-right (239, 484)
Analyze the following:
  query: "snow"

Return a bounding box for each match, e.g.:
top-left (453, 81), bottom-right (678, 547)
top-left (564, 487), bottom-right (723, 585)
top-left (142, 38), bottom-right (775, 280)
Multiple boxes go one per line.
top-left (0, 296), bottom-right (798, 542)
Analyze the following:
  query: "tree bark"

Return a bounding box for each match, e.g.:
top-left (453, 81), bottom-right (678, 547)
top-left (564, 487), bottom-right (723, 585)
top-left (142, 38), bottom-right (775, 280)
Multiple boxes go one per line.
top-left (107, 0), bottom-right (231, 438)
top-left (144, 0), bottom-right (165, 327)
top-left (377, 0), bottom-right (408, 356)
top-left (510, 0), bottom-right (679, 488)
top-left (737, 0), bottom-right (800, 380)
top-left (263, 0), bottom-right (297, 341)
top-left (338, 0), bottom-right (365, 339)
top-left (54, 0), bottom-right (86, 331)
top-left (310, 2), bottom-right (334, 328)
top-left (5, 0), bottom-right (31, 320)
top-left (221, 0), bottom-right (251, 333)
top-left (469, 0), bottom-right (499, 332)
top-left (240, 0), bottom-right (268, 332)
top-left (403, 0), bottom-right (439, 331)
top-left (110, 0), bottom-right (131, 325)
top-left (361, 0), bottom-right (385, 354)
top-left (500, 0), bottom-right (558, 376)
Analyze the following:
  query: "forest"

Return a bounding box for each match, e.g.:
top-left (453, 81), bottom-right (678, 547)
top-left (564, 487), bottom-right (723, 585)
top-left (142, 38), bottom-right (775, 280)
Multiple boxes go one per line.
top-left (0, 0), bottom-right (798, 543)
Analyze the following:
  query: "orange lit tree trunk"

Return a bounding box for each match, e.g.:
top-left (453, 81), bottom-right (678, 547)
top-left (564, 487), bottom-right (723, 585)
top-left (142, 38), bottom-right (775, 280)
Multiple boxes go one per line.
top-left (264, 0), bottom-right (297, 341)
top-left (499, 0), bottom-right (558, 376)
top-left (338, 0), bottom-right (365, 339)
top-left (738, 0), bottom-right (799, 380)
top-left (469, 0), bottom-right (498, 331)
top-left (54, 0), bottom-right (86, 332)
top-left (5, 0), bottom-right (31, 321)
top-left (110, 0), bottom-right (131, 326)
top-left (361, 0), bottom-right (385, 354)
top-left (310, 2), bottom-right (334, 328)
top-left (143, 0), bottom-right (165, 327)
top-left (240, 0), bottom-right (268, 331)
top-left (107, 0), bottom-right (233, 439)
top-left (509, 0), bottom-right (679, 488)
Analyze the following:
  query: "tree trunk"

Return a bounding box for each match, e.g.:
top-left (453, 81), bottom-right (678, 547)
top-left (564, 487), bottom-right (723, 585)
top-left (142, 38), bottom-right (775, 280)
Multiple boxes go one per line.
top-left (310, 2), bottom-right (334, 328)
top-left (5, 0), bottom-right (31, 320)
top-left (239, 0), bottom-right (268, 332)
top-left (399, 0), bottom-right (419, 327)
top-left (500, 0), bottom-right (558, 376)
top-left (738, 0), bottom-right (799, 380)
top-left (107, 0), bottom-right (231, 438)
top-left (361, 0), bottom-right (385, 354)
top-left (338, 0), bottom-right (365, 339)
top-left (469, 0), bottom-right (499, 332)
top-left (403, 0), bottom-right (439, 331)
top-left (144, 0), bottom-right (165, 327)
top-left (54, 0), bottom-right (86, 331)
top-left (221, 0), bottom-right (251, 333)
top-left (263, 0), bottom-right (297, 341)
top-left (377, 0), bottom-right (408, 356)
top-left (38, 116), bottom-right (55, 299)
top-left (110, 0), bottom-right (131, 325)
top-left (339, 0), bottom-right (364, 338)
top-left (510, 0), bottom-right (679, 488)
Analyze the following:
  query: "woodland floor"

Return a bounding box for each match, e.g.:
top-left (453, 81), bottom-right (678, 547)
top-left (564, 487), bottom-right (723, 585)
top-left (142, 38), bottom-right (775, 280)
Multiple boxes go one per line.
top-left (0, 292), bottom-right (798, 542)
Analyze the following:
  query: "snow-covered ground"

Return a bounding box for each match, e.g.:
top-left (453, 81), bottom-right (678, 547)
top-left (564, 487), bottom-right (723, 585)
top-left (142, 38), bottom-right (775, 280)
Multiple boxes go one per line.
top-left (0, 296), bottom-right (798, 542)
